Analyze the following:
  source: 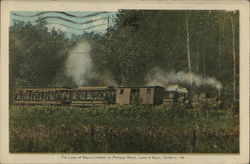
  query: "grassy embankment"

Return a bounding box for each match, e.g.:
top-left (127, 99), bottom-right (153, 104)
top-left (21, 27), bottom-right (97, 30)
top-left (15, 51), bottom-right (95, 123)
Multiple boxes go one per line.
top-left (9, 104), bottom-right (239, 153)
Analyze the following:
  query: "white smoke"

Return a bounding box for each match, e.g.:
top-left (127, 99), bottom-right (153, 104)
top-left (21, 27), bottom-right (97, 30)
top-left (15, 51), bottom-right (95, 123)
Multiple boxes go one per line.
top-left (146, 67), bottom-right (222, 90)
top-left (166, 85), bottom-right (188, 93)
top-left (65, 41), bottom-right (118, 86)
top-left (65, 41), bottom-right (92, 86)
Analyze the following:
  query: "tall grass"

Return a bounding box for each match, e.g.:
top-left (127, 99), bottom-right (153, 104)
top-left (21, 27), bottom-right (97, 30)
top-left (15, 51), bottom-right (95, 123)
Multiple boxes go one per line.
top-left (9, 104), bottom-right (239, 153)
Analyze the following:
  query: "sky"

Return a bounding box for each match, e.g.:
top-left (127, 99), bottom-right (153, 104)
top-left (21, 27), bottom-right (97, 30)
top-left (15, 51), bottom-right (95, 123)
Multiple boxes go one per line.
top-left (10, 11), bottom-right (118, 38)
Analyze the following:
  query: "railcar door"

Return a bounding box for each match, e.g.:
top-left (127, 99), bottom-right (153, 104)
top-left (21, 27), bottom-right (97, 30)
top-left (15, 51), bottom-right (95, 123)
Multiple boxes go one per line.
top-left (130, 88), bottom-right (140, 104)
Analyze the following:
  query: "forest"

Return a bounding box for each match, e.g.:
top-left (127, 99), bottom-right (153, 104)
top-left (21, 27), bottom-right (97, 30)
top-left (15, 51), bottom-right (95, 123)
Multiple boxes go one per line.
top-left (9, 10), bottom-right (239, 106)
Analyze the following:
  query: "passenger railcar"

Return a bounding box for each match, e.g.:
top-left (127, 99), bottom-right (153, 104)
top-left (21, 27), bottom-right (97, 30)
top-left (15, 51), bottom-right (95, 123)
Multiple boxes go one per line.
top-left (14, 88), bottom-right (72, 105)
top-left (13, 86), bottom-right (181, 106)
top-left (71, 86), bottom-right (115, 107)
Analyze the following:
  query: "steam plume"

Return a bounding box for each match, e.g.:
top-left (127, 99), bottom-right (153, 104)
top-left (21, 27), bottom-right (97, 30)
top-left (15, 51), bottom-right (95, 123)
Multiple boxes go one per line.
top-left (65, 41), bottom-right (117, 86)
top-left (146, 67), bottom-right (222, 90)
top-left (65, 41), bottom-right (92, 86)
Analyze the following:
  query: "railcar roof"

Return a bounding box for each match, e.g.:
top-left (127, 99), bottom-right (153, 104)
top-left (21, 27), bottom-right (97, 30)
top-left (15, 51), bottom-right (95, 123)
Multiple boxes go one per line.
top-left (17, 88), bottom-right (71, 91)
top-left (76, 86), bottom-right (113, 90)
top-left (16, 86), bottom-right (165, 90)
top-left (117, 86), bottom-right (164, 89)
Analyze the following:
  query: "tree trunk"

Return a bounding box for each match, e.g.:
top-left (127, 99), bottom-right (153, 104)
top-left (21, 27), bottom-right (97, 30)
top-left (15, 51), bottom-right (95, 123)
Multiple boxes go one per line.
top-left (202, 43), bottom-right (206, 90)
top-left (231, 16), bottom-right (236, 100)
top-left (121, 65), bottom-right (124, 86)
top-left (185, 13), bottom-right (192, 94)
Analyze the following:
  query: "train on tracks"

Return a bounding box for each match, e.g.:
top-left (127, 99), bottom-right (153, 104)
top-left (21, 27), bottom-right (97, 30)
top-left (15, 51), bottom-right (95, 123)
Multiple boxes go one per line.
top-left (14, 86), bottom-right (189, 107)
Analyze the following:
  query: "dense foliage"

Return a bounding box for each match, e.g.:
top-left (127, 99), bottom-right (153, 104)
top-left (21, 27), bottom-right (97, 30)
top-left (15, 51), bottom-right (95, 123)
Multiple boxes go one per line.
top-left (94, 11), bottom-right (239, 93)
top-left (9, 10), bottom-right (239, 107)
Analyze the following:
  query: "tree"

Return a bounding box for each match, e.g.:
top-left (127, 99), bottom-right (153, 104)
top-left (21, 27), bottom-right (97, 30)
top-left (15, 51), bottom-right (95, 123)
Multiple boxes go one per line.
top-left (9, 18), bottom-right (71, 102)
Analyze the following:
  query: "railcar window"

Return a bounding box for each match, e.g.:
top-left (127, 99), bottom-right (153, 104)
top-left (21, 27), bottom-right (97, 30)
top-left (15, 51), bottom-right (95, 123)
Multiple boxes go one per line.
top-left (80, 91), bottom-right (85, 100)
top-left (37, 92), bottom-right (40, 101)
top-left (92, 91), bottom-right (96, 101)
top-left (50, 92), bottom-right (54, 101)
top-left (40, 92), bottom-right (44, 101)
top-left (69, 92), bottom-right (72, 100)
top-left (78, 91), bottom-right (82, 100)
top-left (51, 91), bottom-right (55, 101)
top-left (15, 92), bottom-right (20, 100)
top-left (46, 92), bottom-right (49, 101)
top-left (98, 90), bottom-right (103, 101)
top-left (79, 91), bottom-right (82, 100)
top-left (29, 92), bottom-right (31, 101)
top-left (54, 91), bottom-right (58, 100)
top-left (65, 92), bottom-right (68, 100)
top-left (39, 92), bottom-right (42, 101)
top-left (91, 90), bottom-right (94, 100)
top-left (30, 92), bottom-right (34, 101)
top-left (92, 91), bottom-right (95, 100)
top-left (93, 91), bottom-right (97, 101)
top-left (99, 91), bottom-right (104, 100)
top-left (68, 91), bottom-right (72, 100)
top-left (54, 92), bottom-right (58, 101)
top-left (16, 91), bottom-right (20, 100)
top-left (23, 92), bottom-right (27, 101)
top-left (77, 91), bottom-right (81, 100)
top-left (43, 92), bottom-right (46, 101)
top-left (48, 91), bottom-right (51, 101)
top-left (27, 91), bottom-right (31, 100)
top-left (74, 91), bottom-right (78, 101)
top-left (47, 92), bottom-right (51, 101)
top-left (39, 92), bottom-right (41, 101)
top-left (169, 93), bottom-right (174, 98)
top-left (32, 92), bottom-right (36, 101)
top-left (44, 92), bottom-right (47, 101)
top-left (22, 92), bottom-right (25, 100)
top-left (23, 92), bottom-right (26, 100)
top-left (19, 92), bottom-right (22, 100)
top-left (28, 92), bottom-right (32, 101)
top-left (36, 92), bottom-right (39, 101)
top-left (83, 91), bottom-right (86, 100)
top-left (86, 91), bottom-right (91, 101)
top-left (47, 92), bottom-right (50, 101)
top-left (21, 92), bottom-right (25, 100)
top-left (54, 92), bottom-right (57, 100)
top-left (72, 92), bottom-right (76, 100)
top-left (31, 92), bottom-right (34, 101)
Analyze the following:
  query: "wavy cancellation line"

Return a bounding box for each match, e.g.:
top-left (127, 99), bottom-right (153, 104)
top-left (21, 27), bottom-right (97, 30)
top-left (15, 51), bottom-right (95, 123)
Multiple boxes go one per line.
top-left (13, 15), bottom-right (108, 25)
top-left (48, 23), bottom-right (107, 31)
top-left (12, 11), bottom-right (108, 19)
top-left (13, 19), bottom-right (107, 31)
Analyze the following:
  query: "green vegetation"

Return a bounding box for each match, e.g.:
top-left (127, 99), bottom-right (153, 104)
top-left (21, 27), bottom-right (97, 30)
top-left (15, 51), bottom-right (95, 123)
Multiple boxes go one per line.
top-left (9, 10), bottom-right (239, 107)
top-left (9, 105), bottom-right (239, 153)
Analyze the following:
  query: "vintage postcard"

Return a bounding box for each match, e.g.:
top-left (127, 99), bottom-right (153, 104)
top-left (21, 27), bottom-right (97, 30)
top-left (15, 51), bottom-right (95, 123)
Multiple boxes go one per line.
top-left (0, 0), bottom-right (249, 163)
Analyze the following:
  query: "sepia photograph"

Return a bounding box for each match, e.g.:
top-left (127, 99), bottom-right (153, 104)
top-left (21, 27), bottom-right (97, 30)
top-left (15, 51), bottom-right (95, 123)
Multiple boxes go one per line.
top-left (1, 0), bottom-right (249, 163)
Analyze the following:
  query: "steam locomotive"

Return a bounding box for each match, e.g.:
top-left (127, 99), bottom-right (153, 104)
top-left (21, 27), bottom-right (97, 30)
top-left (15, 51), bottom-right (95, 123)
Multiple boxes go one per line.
top-left (14, 86), bottom-right (189, 106)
